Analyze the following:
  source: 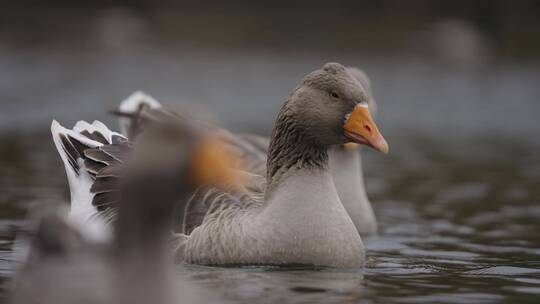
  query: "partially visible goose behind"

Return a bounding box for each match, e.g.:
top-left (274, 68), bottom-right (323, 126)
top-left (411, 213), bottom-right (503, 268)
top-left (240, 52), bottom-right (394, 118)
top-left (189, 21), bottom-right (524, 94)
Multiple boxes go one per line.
top-left (11, 121), bottom-right (235, 304)
top-left (116, 66), bottom-right (381, 236)
top-left (328, 67), bottom-right (379, 236)
top-left (51, 62), bottom-right (388, 267)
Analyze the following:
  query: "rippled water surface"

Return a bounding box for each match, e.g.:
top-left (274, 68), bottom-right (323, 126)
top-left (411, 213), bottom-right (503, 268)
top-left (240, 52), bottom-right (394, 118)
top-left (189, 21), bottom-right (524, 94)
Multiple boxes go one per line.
top-left (0, 47), bottom-right (539, 303)
top-left (1, 131), bottom-right (539, 303)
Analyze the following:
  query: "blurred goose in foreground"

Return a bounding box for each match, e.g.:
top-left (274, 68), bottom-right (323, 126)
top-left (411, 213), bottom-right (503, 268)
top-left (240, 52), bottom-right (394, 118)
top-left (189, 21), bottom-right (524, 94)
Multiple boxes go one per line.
top-left (117, 67), bottom-right (379, 236)
top-left (11, 121), bottom-right (232, 304)
top-left (51, 62), bottom-right (388, 267)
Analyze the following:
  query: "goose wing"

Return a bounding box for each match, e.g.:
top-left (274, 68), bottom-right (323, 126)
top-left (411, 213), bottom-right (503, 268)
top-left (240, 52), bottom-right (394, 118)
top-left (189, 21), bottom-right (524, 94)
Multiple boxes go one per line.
top-left (115, 92), bottom-right (268, 175)
top-left (51, 120), bottom-right (131, 225)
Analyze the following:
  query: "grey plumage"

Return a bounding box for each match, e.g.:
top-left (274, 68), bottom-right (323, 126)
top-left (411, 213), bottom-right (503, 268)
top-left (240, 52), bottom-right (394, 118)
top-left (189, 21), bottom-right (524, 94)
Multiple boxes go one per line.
top-left (266, 103), bottom-right (328, 184)
top-left (239, 66), bottom-right (380, 236)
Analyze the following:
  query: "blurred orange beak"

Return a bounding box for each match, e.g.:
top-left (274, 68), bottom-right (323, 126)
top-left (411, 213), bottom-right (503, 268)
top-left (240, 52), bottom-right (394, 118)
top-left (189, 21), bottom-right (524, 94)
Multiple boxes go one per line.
top-left (190, 136), bottom-right (245, 189)
top-left (343, 104), bottom-right (389, 154)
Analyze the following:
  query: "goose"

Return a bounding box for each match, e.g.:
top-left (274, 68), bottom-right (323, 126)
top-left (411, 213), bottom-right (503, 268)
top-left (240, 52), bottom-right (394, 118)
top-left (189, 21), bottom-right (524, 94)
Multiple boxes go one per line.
top-left (51, 62), bottom-right (388, 267)
top-left (329, 67), bottom-right (379, 236)
top-left (11, 121), bottom-right (234, 304)
top-left (116, 66), bottom-right (380, 236)
top-left (238, 67), bottom-right (379, 236)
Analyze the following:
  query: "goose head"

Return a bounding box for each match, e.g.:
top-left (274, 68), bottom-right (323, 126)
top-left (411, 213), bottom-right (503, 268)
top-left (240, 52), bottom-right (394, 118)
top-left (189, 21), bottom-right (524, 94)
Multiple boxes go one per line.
top-left (288, 62), bottom-right (388, 153)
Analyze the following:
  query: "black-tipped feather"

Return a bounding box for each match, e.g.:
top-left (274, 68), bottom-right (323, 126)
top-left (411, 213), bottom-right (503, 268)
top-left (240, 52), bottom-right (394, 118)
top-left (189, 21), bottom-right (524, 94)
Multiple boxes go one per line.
top-left (96, 165), bottom-right (124, 178)
top-left (90, 177), bottom-right (119, 194)
top-left (100, 144), bottom-right (131, 162)
top-left (59, 134), bottom-right (81, 175)
top-left (80, 130), bottom-right (109, 145)
top-left (92, 191), bottom-right (120, 211)
top-left (83, 158), bottom-right (106, 176)
top-left (84, 149), bottom-right (116, 165)
top-left (67, 135), bottom-right (91, 158)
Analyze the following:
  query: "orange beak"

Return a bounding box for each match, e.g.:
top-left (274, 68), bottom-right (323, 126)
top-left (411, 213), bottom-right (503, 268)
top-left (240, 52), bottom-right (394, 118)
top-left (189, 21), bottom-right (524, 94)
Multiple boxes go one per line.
top-left (343, 104), bottom-right (389, 154)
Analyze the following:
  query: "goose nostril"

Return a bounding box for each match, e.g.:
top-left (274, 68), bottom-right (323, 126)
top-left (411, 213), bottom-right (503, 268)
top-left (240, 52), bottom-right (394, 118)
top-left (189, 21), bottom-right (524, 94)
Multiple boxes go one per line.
top-left (364, 124), bottom-right (372, 133)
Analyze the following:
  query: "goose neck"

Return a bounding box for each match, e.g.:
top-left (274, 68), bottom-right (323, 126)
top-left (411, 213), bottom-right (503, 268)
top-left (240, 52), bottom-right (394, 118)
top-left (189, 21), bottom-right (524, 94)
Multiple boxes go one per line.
top-left (266, 111), bottom-right (329, 192)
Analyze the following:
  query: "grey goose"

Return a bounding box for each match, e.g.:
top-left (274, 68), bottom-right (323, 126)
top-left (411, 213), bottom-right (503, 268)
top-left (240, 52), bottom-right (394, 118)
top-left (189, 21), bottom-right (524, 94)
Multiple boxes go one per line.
top-left (50, 62), bottom-right (388, 267)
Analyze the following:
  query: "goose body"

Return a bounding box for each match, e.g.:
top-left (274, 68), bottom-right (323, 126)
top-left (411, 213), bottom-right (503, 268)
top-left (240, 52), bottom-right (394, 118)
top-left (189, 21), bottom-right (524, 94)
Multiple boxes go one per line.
top-left (184, 168), bottom-right (363, 267)
top-left (237, 136), bottom-right (378, 236)
top-left (118, 66), bottom-right (379, 237)
top-left (50, 63), bottom-right (388, 267)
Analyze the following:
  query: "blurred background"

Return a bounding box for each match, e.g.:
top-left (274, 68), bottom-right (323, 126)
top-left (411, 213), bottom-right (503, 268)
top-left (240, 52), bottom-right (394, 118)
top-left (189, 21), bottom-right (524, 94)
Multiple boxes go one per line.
top-left (1, 0), bottom-right (540, 134)
top-left (1, 1), bottom-right (540, 303)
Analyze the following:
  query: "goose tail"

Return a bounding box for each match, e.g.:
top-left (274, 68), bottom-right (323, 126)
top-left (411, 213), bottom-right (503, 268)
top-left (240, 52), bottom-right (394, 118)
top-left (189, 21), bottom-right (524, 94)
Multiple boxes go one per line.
top-left (50, 120), bottom-right (123, 240)
top-left (116, 91), bottom-right (162, 136)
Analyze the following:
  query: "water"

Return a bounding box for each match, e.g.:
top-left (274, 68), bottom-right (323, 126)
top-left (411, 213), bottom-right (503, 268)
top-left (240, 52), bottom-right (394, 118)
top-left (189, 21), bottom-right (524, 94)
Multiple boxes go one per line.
top-left (1, 44), bottom-right (540, 303)
top-left (1, 132), bottom-right (539, 304)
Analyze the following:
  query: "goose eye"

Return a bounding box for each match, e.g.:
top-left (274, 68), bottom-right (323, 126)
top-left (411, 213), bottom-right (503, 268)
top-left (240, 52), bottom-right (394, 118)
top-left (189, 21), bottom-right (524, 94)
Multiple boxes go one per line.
top-left (330, 92), bottom-right (340, 100)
